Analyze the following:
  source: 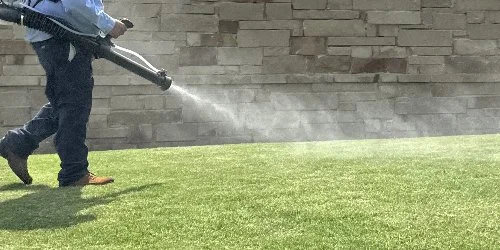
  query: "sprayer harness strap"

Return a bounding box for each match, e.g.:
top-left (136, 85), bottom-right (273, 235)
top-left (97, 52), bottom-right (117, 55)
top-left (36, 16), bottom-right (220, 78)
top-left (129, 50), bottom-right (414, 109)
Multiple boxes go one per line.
top-left (28, 0), bottom-right (60, 8)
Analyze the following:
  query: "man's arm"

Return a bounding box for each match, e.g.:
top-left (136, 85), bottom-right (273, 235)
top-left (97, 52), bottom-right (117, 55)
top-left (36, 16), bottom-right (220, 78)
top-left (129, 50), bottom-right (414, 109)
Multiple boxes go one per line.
top-left (61, 0), bottom-right (126, 37)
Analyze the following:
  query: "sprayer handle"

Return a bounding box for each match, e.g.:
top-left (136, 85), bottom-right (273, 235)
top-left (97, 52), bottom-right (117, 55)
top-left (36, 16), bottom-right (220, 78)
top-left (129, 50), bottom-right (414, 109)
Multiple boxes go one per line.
top-left (121, 18), bottom-right (134, 29)
top-left (101, 18), bottom-right (133, 46)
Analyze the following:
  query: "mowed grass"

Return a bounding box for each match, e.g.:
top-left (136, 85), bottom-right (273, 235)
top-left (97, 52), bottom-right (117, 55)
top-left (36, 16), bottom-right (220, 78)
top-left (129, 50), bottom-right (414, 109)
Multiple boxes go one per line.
top-left (0, 135), bottom-right (499, 249)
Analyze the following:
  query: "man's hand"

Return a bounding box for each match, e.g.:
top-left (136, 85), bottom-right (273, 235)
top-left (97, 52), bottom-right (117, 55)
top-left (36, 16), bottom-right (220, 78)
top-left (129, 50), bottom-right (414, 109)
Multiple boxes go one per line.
top-left (109, 19), bottom-right (128, 38)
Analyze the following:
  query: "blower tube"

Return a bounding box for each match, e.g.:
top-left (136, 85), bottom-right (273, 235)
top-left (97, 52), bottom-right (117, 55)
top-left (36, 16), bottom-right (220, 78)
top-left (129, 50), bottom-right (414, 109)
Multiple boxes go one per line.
top-left (0, 5), bottom-right (172, 90)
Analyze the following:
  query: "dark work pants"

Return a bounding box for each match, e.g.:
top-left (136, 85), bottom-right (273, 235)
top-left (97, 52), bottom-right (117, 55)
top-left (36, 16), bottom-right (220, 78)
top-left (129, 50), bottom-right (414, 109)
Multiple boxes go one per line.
top-left (0, 38), bottom-right (94, 186)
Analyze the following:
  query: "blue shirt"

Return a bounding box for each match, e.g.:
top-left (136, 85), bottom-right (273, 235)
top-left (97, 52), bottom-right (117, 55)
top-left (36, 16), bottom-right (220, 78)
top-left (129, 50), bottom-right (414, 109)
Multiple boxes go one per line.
top-left (22, 0), bottom-right (116, 42)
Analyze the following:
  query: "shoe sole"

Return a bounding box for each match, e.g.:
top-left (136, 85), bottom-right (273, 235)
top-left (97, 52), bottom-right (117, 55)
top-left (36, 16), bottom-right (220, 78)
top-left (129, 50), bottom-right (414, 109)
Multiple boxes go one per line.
top-left (6, 153), bottom-right (32, 185)
top-left (7, 164), bottom-right (33, 185)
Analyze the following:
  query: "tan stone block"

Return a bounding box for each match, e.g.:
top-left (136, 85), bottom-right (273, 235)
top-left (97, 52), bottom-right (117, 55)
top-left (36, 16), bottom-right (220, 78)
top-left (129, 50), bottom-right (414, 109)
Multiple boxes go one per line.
top-left (0, 107), bottom-right (31, 126)
top-left (127, 124), bottom-right (154, 143)
top-left (444, 56), bottom-right (500, 73)
top-left (409, 56), bottom-right (445, 65)
top-left (353, 0), bottom-right (421, 10)
top-left (467, 12), bottom-right (485, 24)
top-left (292, 0), bottom-right (327, 9)
top-left (181, 4), bottom-right (215, 14)
top-left (328, 37), bottom-right (395, 46)
top-left (328, 0), bottom-right (353, 10)
top-left (271, 92), bottom-right (338, 111)
top-left (378, 25), bottom-right (399, 36)
top-left (291, 37), bottom-right (327, 55)
top-left (433, 13), bottom-right (466, 30)
top-left (0, 40), bottom-right (34, 55)
top-left (405, 98), bottom-right (467, 114)
top-left (467, 24), bottom-right (500, 39)
top-left (351, 58), bottom-right (407, 73)
top-left (160, 14), bottom-right (218, 32)
top-left (109, 110), bottom-right (181, 126)
top-left (160, 4), bottom-right (182, 14)
top-left (410, 47), bottom-right (453, 56)
top-left (179, 47), bottom-right (217, 66)
top-left (217, 48), bottom-right (263, 65)
top-left (351, 46), bottom-right (372, 58)
top-left (264, 47), bottom-right (290, 56)
top-left (454, 39), bottom-right (498, 55)
top-left (328, 47), bottom-right (352, 55)
top-left (239, 20), bottom-right (301, 30)
top-left (219, 21), bottom-right (238, 34)
top-left (177, 66), bottom-right (238, 75)
top-left (422, 0), bottom-right (451, 7)
top-left (87, 127), bottom-right (129, 139)
top-left (357, 100), bottom-right (395, 119)
top-left (374, 46), bottom-right (408, 58)
top-left (293, 10), bottom-right (359, 19)
top-left (262, 56), bottom-right (308, 74)
top-left (2, 65), bottom-right (44, 76)
top-left (266, 3), bottom-right (292, 20)
top-left (132, 4), bottom-right (161, 17)
top-left (398, 30), bottom-right (452, 46)
top-left (0, 29), bottom-right (14, 39)
top-left (0, 91), bottom-right (29, 107)
top-left (219, 3), bottom-right (264, 20)
top-left (367, 11), bottom-right (421, 24)
top-left (304, 20), bottom-right (365, 36)
top-left (456, 0), bottom-right (500, 10)
top-left (237, 30), bottom-right (290, 47)
top-left (0, 76), bottom-right (39, 86)
top-left (307, 56), bottom-right (351, 73)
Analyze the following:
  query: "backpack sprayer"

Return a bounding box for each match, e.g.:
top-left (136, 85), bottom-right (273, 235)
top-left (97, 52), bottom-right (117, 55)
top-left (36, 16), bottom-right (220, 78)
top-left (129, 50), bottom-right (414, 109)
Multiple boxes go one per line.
top-left (0, 1), bottom-right (172, 90)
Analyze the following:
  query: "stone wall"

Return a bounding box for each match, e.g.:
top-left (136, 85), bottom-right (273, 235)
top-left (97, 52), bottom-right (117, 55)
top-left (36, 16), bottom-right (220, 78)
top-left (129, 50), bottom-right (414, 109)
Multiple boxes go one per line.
top-left (1, 0), bottom-right (500, 151)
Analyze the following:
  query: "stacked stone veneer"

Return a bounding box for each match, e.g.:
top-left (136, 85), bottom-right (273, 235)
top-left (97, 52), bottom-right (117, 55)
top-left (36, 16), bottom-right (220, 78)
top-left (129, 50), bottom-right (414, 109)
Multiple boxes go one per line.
top-left (1, 0), bottom-right (500, 151)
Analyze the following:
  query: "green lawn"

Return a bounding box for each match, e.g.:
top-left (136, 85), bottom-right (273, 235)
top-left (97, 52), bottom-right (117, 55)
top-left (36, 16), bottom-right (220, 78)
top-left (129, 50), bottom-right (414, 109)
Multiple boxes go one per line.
top-left (0, 135), bottom-right (499, 249)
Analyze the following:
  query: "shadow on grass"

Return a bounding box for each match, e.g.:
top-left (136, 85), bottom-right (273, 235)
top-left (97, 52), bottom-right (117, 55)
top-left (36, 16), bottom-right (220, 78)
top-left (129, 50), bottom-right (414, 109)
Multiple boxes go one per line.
top-left (0, 183), bottom-right (162, 230)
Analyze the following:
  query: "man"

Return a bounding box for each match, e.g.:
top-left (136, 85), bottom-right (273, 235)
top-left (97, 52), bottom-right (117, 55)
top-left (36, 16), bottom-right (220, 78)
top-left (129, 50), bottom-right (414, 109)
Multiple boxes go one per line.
top-left (0, 0), bottom-right (128, 186)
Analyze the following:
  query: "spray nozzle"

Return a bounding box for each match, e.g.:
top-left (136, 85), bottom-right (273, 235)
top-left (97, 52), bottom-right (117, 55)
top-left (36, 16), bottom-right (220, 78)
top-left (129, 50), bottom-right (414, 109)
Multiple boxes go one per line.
top-left (157, 69), bottom-right (172, 91)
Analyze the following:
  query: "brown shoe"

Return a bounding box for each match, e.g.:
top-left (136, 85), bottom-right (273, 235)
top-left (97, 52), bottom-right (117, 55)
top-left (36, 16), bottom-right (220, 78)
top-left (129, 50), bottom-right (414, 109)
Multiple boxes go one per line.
top-left (4, 151), bottom-right (32, 185)
top-left (68, 172), bottom-right (114, 186)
